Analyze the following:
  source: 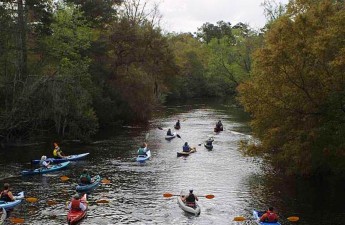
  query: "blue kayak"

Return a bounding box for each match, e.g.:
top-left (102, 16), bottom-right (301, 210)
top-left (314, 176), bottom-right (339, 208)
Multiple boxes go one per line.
top-left (21, 161), bottom-right (71, 176)
top-left (0, 191), bottom-right (24, 209)
top-left (76, 175), bottom-right (101, 192)
top-left (31, 153), bottom-right (90, 165)
top-left (253, 210), bottom-right (281, 225)
top-left (136, 149), bottom-right (151, 163)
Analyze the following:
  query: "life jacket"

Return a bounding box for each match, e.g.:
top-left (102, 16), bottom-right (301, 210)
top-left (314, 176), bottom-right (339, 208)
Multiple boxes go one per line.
top-left (0, 190), bottom-right (12, 202)
top-left (183, 145), bottom-right (190, 152)
top-left (185, 194), bottom-right (196, 206)
top-left (53, 149), bottom-right (58, 157)
top-left (264, 211), bottom-right (278, 222)
top-left (80, 174), bottom-right (90, 184)
top-left (167, 131), bottom-right (172, 136)
top-left (71, 199), bottom-right (81, 211)
top-left (138, 148), bottom-right (146, 155)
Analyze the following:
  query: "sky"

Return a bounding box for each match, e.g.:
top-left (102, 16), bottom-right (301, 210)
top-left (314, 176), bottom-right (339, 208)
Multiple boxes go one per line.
top-left (158, 0), bottom-right (289, 33)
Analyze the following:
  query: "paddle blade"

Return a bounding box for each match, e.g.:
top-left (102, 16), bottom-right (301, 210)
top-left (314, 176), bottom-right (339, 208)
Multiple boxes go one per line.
top-left (176, 134), bottom-right (181, 139)
top-left (96, 199), bottom-right (109, 204)
top-left (47, 200), bottom-right (57, 206)
top-left (26, 197), bottom-right (38, 203)
top-left (287, 216), bottom-right (299, 222)
top-left (10, 218), bottom-right (25, 224)
top-left (101, 178), bottom-right (111, 184)
top-left (233, 216), bottom-right (246, 221)
top-left (205, 194), bottom-right (215, 199)
top-left (157, 127), bottom-right (163, 130)
top-left (163, 193), bottom-right (174, 198)
top-left (60, 176), bottom-right (69, 182)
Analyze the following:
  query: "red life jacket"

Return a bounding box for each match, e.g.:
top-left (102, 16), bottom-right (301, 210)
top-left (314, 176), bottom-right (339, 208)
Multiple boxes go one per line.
top-left (71, 199), bottom-right (81, 211)
top-left (266, 211), bottom-right (278, 222)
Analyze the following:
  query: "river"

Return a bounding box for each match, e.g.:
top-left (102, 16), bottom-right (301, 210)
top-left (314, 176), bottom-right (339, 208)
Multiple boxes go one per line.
top-left (0, 99), bottom-right (344, 225)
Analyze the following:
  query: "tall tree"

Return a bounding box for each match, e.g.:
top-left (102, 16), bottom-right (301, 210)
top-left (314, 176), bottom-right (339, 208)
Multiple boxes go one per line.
top-left (238, 0), bottom-right (345, 177)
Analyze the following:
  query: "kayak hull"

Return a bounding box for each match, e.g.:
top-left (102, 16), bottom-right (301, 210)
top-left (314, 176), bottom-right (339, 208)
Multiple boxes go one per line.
top-left (76, 175), bottom-right (101, 192)
top-left (136, 149), bottom-right (151, 163)
top-left (67, 194), bottom-right (87, 225)
top-left (21, 161), bottom-right (71, 176)
top-left (177, 191), bottom-right (200, 216)
top-left (204, 143), bottom-right (213, 150)
top-left (165, 132), bottom-right (177, 140)
top-left (0, 208), bottom-right (6, 224)
top-left (214, 126), bottom-right (223, 132)
top-left (0, 192), bottom-right (24, 209)
top-left (31, 153), bottom-right (90, 165)
top-left (177, 147), bottom-right (196, 157)
top-left (174, 125), bottom-right (180, 130)
top-left (253, 210), bottom-right (281, 225)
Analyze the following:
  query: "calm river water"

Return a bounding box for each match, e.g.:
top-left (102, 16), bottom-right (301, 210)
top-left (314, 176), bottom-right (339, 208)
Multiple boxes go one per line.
top-left (0, 99), bottom-right (344, 225)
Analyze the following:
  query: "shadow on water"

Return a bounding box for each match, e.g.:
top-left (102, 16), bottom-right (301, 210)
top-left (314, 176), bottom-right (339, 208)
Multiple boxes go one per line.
top-left (0, 98), bottom-right (343, 224)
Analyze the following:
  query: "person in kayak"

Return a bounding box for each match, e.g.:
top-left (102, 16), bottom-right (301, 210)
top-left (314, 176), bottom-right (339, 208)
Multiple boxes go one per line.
top-left (260, 207), bottom-right (279, 223)
top-left (182, 142), bottom-right (191, 152)
top-left (182, 190), bottom-right (198, 208)
top-left (175, 120), bottom-right (180, 127)
top-left (137, 142), bottom-right (148, 156)
top-left (0, 183), bottom-right (15, 202)
top-left (206, 137), bottom-right (214, 146)
top-left (166, 128), bottom-right (173, 136)
top-left (68, 194), bottom-right (87, 212)
top-left (79, 169), bottom-right (92, 184)
top-left (39, 155), bottom-right (51, 169)
top-left (53, 142), bottom-right (65, 159)
top-left (216, 120), bottom-right (223, 129)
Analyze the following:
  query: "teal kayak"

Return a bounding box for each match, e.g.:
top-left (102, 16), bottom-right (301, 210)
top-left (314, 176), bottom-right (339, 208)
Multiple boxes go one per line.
top-left (76, 175), bottom-right (101, 192)
top-left (31, 153), bottom-right (90, 165)
top-left (21, 161), bottom-right (71, 176)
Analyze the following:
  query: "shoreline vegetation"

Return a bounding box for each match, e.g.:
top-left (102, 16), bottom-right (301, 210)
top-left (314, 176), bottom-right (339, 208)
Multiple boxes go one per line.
top-left (0, 0), bottom-right (344, 178)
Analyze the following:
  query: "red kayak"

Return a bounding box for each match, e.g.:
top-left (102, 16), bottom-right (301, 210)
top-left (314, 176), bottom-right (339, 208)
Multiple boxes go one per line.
top-left (67, 194), bottom-right (88, 225)
top-left (214, 126), bottom-right (223, 132)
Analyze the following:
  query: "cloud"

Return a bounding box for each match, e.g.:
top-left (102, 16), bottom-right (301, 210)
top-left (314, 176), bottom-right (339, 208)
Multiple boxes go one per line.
top-left (159, 0), bottom-right (289, 33)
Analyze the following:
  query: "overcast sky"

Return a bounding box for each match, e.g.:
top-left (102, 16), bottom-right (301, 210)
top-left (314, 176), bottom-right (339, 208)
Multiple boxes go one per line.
top-left (158, 0), bottom-right (289, 33)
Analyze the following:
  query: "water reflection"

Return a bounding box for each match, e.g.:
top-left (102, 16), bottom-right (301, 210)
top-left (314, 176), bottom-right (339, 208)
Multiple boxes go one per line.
top-left (0, 99), bottom-right (343, 224)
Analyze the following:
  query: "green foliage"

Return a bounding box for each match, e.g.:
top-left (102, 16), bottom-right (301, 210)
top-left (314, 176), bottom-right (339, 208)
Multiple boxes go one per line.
top-left (238, 0), bottom-right (345, 177)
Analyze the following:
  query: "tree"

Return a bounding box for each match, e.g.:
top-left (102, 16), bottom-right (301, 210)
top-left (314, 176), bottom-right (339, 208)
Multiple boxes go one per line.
top-left (238, 0), bottom-right (345, 177)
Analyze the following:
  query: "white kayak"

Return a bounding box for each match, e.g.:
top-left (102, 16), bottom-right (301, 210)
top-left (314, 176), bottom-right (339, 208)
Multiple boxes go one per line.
top-left (165, 132), bottom-right (176, 140)
top-left (136, 149), bottom-right (151, 163)
top-left (177, 191), bottom-right (201, 216)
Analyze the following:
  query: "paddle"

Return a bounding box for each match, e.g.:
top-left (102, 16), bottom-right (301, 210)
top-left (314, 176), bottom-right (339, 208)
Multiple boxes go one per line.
top-left (47, 198), bottom-right (109, 206)
top-left (26, 197), bottom-right (38, 203)
top-left (163, 193), bottom-right (214, 199)
top-left (60, 175), bottom-right (70, 182)
top-left (10, 217), bottom-right (25, 224)
top-left (233, 216), bottom-right (300, 222)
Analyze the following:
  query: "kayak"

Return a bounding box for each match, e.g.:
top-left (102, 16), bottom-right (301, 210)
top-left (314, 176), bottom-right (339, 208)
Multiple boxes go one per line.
top-left (76, 175), bottom-right (101, 192)
top-left (165, 132), bottom-right (177, 140)
top-left (177, 191), bottom-right (201, 216)
top-left (214, 126), bottom-right (223, 132)
top-left (21, 161), bottom-right (71, 176)
top-left (204, 143), bottom-right (213, 150)
top-left (0, 191), bottom-right (24, 209)
top-left (0, 208), bottom-right (6, 224)
top-left (177, 147), bottom-right (196, 157)
top-left (67, 194), bottom-right (87, 225)
top-left (253, 210), bottom-right (281, 225)
top-left (174, 124), bottom-right (180, 130)
top-left (136, 149), bottom-right (151, 163)
top-left (31, 153), bottom-right (90, 165)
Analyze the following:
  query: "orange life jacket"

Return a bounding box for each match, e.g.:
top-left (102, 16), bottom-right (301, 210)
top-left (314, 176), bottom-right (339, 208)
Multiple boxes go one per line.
top-left (71, 199), bottom-right (81, 211)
